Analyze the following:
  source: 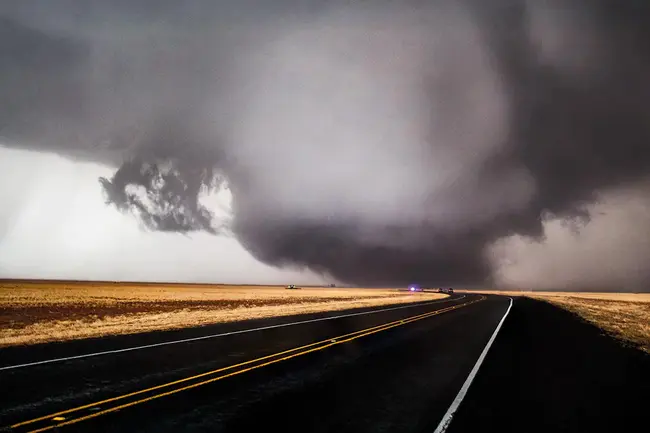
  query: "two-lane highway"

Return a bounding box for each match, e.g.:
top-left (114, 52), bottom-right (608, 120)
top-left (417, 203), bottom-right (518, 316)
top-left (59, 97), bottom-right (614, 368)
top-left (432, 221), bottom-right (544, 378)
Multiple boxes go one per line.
top-left (1, 293), bottom-right (511, 433)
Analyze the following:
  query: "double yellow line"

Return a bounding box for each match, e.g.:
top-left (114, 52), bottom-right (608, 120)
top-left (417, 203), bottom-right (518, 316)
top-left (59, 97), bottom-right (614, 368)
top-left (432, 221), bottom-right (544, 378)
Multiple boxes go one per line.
top-left (9, 296), bottom-right (484, 433)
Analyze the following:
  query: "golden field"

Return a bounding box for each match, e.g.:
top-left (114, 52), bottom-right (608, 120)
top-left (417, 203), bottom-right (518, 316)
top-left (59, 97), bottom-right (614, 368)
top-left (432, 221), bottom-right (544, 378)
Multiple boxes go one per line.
top-left (0, 281), bottom-right (445, 347)
top-left (460, 290), bottom-right (650, 353)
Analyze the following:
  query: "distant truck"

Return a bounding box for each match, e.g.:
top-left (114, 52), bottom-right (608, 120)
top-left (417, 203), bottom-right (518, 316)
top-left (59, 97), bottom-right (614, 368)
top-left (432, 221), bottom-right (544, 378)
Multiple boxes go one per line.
top-left (286, 284), bottom-right (300, 290)
top-left (437, 288), bottom-right (454, 294)
top-left (408, 284), bottom-right (423, 292)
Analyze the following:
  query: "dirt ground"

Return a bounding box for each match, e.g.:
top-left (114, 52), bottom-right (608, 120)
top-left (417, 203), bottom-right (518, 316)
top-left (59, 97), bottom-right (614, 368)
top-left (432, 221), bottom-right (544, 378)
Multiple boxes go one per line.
top-left (460, 289), bottom-right (650, 352)
top-left (0, 281), bottom-right (445, 347)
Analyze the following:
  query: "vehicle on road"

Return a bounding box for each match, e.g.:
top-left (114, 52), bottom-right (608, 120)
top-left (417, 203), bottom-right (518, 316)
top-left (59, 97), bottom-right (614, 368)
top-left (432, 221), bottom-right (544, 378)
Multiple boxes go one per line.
top-left (438, 288), bottom-right (454, 294)
top-left (286, 284), bottom-right (300, 290)
top-left (408, 284), bottom-right (423, 292)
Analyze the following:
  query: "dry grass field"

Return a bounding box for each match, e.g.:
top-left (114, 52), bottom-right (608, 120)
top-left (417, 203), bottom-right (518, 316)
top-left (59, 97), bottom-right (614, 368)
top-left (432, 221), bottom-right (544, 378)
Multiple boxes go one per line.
top-left (459, 290), bottom-right (650, 353)
top-left (0, 281), bottom-right (445, 347)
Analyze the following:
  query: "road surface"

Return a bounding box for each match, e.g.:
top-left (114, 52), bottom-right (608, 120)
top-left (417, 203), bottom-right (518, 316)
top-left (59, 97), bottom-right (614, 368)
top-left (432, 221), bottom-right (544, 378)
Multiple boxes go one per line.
top-left (1, 293), bottom-right (511, 433)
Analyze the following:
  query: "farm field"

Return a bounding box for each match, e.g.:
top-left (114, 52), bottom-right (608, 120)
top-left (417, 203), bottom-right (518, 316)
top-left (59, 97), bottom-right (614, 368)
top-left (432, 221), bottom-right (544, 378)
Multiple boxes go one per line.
top-left (0, 280), bottom-right (445, 347)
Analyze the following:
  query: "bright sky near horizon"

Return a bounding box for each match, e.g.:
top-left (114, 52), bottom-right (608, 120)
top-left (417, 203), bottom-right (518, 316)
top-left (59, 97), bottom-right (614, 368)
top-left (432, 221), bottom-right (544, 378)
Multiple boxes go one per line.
top-left (0, 146), bottom-right (327, 285)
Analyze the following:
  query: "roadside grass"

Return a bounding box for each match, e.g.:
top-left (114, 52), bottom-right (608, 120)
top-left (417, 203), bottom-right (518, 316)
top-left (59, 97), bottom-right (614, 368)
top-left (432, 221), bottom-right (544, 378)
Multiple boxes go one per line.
top-left (528, 295), bottom-right (650, 353)
top-left (0, 282), bottom-right (445, 347)
top-left (459, 290), bottom-right (650, 353)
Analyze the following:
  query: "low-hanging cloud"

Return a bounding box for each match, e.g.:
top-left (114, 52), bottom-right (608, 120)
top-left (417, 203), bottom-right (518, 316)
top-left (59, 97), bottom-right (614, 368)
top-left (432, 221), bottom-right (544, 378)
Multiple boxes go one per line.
top-left (1, 0), bottom-right (650, 289)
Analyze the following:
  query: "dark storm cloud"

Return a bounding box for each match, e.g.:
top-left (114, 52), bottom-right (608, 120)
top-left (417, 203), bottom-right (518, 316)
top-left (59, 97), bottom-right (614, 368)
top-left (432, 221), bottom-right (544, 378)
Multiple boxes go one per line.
top-left (1, 0), bottom-right (650, 287)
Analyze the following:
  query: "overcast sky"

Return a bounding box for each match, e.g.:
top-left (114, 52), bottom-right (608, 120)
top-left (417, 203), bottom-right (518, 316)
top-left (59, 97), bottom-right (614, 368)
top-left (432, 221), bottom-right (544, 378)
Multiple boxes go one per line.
top-left (1, 1), bottom-right (650, 290)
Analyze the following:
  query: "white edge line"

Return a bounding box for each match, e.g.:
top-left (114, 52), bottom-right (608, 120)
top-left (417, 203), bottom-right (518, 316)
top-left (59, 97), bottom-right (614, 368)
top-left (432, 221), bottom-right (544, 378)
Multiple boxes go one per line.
top-left (0, 295), bottom-right (466, 371)
top-left (433, 296), bottom-right (513, 433)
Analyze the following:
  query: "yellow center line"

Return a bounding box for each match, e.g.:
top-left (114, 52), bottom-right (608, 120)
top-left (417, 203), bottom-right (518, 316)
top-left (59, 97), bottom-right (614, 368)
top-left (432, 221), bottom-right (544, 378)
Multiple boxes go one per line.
top-left (10, 304), bottom-right (454, 429)
top-left (11, 301), bottom-right (466, 429)
top-left (11, 296), bottom-right (484, 433)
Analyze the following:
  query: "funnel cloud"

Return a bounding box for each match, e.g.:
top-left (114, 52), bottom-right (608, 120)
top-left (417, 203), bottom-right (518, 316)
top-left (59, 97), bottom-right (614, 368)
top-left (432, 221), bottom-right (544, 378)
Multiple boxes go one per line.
top-left (1, 0), bottom-right (650, 289)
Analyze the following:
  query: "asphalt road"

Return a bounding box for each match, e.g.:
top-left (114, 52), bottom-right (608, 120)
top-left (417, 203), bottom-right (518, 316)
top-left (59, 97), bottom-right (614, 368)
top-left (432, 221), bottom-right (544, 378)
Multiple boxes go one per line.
top-left (0, 293), bottom-right (511, 433)
top-left (445, 297), bottom-right (650, 433)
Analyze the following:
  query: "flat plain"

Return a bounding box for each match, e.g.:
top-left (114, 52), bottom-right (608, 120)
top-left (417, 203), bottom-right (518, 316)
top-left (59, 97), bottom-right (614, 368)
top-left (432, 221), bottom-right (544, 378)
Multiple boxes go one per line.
top-left (0, 280), bottom-right (445, 347)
